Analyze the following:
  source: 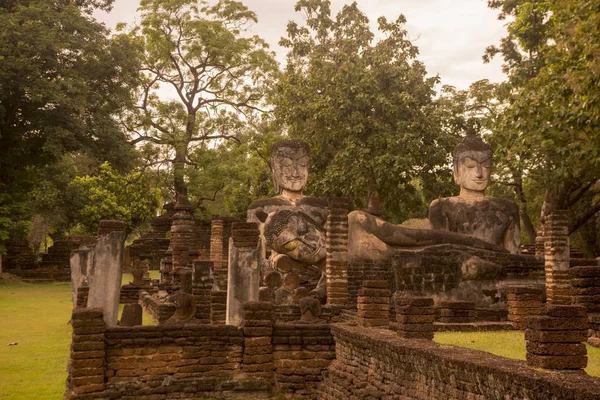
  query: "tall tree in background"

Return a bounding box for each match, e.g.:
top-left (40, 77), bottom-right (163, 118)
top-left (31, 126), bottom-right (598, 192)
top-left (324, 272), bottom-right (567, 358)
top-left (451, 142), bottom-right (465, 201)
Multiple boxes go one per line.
top-left (274, 0), bottom-right (454, 220)
top-left (0, 0), bottom-right (141, 250)
top-left (485, 0), bottom-right (600, 254)
top-left (124, 0), bottom-right (279, 202)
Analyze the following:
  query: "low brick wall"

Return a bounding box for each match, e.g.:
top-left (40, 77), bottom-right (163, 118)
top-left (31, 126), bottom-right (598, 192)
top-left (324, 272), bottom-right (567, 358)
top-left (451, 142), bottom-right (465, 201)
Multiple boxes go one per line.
top-left (103, 325), bottom-right (248, 398)
top-left (273, 323), bottom-right (336, 398)
top-left (316, 324), bottom-right (600, 399)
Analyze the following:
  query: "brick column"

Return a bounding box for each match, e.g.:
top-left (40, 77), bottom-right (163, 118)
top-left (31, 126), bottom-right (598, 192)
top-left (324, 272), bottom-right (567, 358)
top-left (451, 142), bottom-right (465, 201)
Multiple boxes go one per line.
top-left (506, 286), bottom-right (544, 330)
top-left (211, 290), bottom-right (227, 325)
top-left (242, 301), bottom-right (274, 378)
top-left (570, 266), bottom-right (600, 313)
top-left (76, 285), bottom-right (89, 308)
top-left (326, 197), bottom-right (349, 305)
top-left (438, 301), bottom-right (475, 323)
top-left (393, 296), bottom-right (435, 339)
top-left (544, 210), bottom-right (571, 304)
top-left (526, 304), bottom-right (588, 370)
top-left (193, 260), bottom-right (213, 324)
top-left (535, 227), bottom-right (545, 257)
top-left (65, 308), bottom-right (106, 398)
top-left (169, 195), bottom-right (195, 279)
top-left (210, 219), bottom-right (226, 290)
top-left (356, 280), bottom-right (390, 327)
top-left (97, 220), bottom-right (126, 236)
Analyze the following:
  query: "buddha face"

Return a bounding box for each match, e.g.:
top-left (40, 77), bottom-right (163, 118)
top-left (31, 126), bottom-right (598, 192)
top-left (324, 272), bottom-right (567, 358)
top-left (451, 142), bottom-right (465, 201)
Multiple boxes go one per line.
top-left (454, 150), bottom-right (492, 193)
top-left (272, 147), bottom-right (309, 194)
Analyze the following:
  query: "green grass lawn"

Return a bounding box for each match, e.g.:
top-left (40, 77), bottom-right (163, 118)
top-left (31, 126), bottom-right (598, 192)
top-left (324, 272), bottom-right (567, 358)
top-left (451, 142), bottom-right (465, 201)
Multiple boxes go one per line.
top-left (0, 279), bottom-right (72, 399)
top-left (435, 330), bottom-right (600, 377)
top-left (0, 271), bottom-right (160, 399)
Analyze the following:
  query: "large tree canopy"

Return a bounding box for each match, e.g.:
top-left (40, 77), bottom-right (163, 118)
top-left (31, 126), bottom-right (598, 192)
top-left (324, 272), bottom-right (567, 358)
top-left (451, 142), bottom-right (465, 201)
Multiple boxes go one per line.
top-left (0, 0), bottom-right (141, 249)
top-left (124, 0), bottom-right (279, 202)
top-left (482, 0), bottom-right (600, 254)
top-left (274, 0), bottom-right (455, 220)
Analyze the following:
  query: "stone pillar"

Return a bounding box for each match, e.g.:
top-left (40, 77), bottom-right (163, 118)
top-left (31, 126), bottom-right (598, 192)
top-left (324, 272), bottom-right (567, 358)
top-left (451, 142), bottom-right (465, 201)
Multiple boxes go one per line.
top-left (169, 195), bottom-right (195, 280)
top-left (226, 222), bottom-right (260, 326)
top-left (393, 296), bottom-right (435, 339)
top-left (326, 197), bottom-right (349, 305)
top-left (70, 247), bottom-right (95, 308)
top-left (65, 308), bottom-right (106, 398)
top-left (569, 266), bottom-right (600, 313)
top-left (525, 304), bottom-right (588, 370)
top-left (356, 280), bottom-right (390, 327)
top-left (193, 260), bottom-right (213, 324)
top-left (438, 301), bottom-right (476, 323)
top-left (544, 210), bottom-right (571, 304)
top-left (210, 219), bottom-right (226, 290)
top-left (87, 220), bottom-right (125, 327)
top-left (242, 301), bottom-right (274, 378)
top-left (506, 286), bottom-right (544, 330)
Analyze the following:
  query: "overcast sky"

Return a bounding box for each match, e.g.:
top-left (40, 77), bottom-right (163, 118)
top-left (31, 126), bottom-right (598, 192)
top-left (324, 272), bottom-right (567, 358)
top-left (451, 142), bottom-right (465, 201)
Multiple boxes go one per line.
top-left (94, 0), bottom-right (508, 91)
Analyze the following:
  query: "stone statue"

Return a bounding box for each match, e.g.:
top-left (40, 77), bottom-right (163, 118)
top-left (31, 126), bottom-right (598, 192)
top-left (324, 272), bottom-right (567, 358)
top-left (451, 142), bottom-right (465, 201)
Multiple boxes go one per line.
top-left (165, 268), bottom-right (198, 325)
top-left (247, 139), bottom-right (328, 303)
top-left (428, 131), bottom-right (520, 253)
top-left (299, 295), bottom-right (324, 323)
top-left (247, 139), bottom-right (327, 227)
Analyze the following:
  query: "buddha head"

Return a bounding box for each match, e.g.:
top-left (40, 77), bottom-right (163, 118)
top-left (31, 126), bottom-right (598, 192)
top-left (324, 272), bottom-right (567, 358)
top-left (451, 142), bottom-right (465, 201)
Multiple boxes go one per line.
top-left (271, 139), bottom-right (310, 195)
top-left (452, 130), bottom-right (493, 195)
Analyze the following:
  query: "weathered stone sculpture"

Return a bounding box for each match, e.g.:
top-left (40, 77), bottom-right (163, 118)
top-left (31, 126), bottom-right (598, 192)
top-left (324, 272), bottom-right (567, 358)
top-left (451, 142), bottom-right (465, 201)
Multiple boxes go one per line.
top-left (348, 209), bottom-right (506, 261)
top-left (165, 268), bottom-right (198, 325)
top-left (298, 295), bottom-right (323, 323)
top-left (429, 131), bottom-right (520, 253)
top-left (247, 139), bottom-right (328, 303)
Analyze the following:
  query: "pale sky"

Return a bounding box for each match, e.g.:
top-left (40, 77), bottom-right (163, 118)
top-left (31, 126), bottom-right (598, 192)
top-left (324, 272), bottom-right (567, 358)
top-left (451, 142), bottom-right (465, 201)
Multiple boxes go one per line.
top-left (94, 0), bottom-right (507, 91)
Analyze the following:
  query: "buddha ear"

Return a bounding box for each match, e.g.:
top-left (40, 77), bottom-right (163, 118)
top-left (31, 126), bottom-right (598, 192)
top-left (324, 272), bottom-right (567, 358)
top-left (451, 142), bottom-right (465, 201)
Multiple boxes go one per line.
top-left (256, 210), bottom-right (269, 223)
top-left (453, 164), bottom-right (460, 185)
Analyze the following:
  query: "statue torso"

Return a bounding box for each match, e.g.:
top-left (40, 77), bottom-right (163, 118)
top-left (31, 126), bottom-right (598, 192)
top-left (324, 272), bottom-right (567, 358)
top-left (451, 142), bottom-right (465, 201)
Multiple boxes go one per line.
top-left (429, 196), bottom-right (519, 248)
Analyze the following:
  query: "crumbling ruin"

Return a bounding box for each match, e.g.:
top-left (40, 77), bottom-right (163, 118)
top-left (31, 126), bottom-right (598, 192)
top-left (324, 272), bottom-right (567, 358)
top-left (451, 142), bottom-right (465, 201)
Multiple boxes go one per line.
top-left (64, 138), bottom-right (600, 399)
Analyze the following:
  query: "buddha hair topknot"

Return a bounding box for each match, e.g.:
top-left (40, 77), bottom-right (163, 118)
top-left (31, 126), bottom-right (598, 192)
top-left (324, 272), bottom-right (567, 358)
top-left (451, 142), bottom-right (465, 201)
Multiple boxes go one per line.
top-left (452, 126), bottom-right (493, 167)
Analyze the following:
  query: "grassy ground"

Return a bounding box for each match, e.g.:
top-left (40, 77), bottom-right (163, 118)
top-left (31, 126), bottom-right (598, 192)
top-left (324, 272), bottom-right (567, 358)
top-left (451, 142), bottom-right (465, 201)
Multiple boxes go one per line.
top-left (435, 330), bottom-right (600, 377)
top-left (0, 278), bottom-right (72, 399)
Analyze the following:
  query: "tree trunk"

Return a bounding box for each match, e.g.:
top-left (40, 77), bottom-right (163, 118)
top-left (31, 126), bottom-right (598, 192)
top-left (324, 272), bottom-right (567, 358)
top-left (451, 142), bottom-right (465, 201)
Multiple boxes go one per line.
top-left (512, 176), bottom-right (536, 243)
top-left (173, 144), bottom-right (187, 198)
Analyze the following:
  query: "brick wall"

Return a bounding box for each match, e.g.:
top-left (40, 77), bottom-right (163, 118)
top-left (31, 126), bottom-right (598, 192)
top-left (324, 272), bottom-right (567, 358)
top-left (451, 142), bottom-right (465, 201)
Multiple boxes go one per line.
top-left (102, 325), bottom-right (245, 398)
top-left (272, 323), bottom-right (336, 398)
top-left (316, 324), bottom-right (600, 399)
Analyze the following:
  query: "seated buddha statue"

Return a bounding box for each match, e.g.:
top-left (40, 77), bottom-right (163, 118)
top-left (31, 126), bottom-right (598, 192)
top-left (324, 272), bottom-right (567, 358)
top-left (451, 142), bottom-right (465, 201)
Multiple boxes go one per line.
top-left (429, 131), bottom-right (520, 254)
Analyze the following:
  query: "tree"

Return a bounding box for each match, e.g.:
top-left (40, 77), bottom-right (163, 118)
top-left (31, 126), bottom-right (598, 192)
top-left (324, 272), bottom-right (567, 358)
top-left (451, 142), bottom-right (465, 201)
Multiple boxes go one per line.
top-left (124, 0), bottom-right (279, 201)
top-left (68, 162), bottom-right (161, 235)
top-left (273, 0), bottom-right (455, 220)
top-left (484, 0), bottom-right (600, 254)
top-left (0, 0), bottom-right (141, 250)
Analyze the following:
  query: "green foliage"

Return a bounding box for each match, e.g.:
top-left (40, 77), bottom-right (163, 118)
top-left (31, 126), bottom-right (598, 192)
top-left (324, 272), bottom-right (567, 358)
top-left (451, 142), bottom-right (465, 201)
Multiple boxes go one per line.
top-left (187, 122), bottom-right (282, 218)
top-left (125, 0), bottom-right (279, 199)
top-left (274, 0), bottom-right (455, 220)
top-left (484, 0), bottom-right (600, 253)
top-left (0, 0), bottom-right (141, 247)
top-left (69, 162), bottom-right (161, 235)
